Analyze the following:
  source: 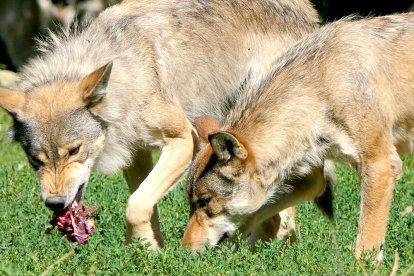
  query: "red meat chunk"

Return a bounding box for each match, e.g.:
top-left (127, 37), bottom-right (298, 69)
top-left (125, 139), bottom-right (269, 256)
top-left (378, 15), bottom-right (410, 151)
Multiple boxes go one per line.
top-left (50, 202), bottom-right (97, 244)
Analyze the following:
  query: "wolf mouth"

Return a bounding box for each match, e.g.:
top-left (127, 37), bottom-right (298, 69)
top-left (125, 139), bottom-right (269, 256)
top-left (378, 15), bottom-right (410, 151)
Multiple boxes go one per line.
top-left (49, 182), bottom-right (97, 244)
top-left (73, 183), bottom-right (85, 206)
top-left (217, 232), bottom-right (230, 245)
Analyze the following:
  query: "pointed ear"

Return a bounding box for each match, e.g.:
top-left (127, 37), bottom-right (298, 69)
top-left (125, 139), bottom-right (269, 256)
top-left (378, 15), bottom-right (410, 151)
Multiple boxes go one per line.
top-left (195, 116), bottom-right (221, 145)
top-left (78, 61), bottom-right (113, 107)
top-left (0, 87), bottom-right (25, 115)
top-left (208, 131), bottom-right (248, 162)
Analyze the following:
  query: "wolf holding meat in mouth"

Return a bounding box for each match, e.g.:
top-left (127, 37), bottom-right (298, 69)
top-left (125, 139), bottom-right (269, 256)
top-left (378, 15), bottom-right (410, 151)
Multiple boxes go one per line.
top-left (0, 0), bottom-right (323, 249)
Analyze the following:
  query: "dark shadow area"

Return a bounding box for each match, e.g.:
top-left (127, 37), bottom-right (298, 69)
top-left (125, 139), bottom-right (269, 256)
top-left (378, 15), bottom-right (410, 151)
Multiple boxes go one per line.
top-left (312, 0), bottom-right (414, 22)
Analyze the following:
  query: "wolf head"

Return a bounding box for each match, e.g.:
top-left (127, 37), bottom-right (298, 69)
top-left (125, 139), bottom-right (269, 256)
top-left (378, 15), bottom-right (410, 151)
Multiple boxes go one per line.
top-left (182, 116), bottom-right (270, 250)
top-left (0, 62), bottom-right (112, 210)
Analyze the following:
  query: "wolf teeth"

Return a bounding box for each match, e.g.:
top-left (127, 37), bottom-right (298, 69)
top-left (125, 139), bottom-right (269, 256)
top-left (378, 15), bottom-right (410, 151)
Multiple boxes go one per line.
top-left (72, 200), bottom-right (79, 208)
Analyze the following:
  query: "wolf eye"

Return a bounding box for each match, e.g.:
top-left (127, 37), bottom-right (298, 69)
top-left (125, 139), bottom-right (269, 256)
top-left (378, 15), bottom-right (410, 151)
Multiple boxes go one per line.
top-left (28, 155), bottom-right (44, 170)
top-left (69, 145), bottom-right (80, 156)
top-left (197, 198), bottom-right (210, 208)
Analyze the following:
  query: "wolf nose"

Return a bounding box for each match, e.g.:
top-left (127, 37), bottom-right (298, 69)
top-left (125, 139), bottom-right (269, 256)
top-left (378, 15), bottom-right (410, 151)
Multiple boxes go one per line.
top-left (45, 196), bottom-right (66, 210)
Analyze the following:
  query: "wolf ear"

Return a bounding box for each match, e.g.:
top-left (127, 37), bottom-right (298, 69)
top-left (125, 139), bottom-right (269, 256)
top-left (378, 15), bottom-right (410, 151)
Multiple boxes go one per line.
top-left (209, 131), bottom-right (248, 162)
top-left (0, 87), bottom-right (25, 115)
top-left (195, 116), bottom-right (221, 145)
top-left (78, 61), bottom-right (113, 107)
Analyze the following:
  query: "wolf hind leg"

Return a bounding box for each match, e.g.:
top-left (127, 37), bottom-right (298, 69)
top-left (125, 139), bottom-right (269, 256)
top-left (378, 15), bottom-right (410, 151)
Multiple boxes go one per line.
top-left (123, 149), bottom-right (164, 249)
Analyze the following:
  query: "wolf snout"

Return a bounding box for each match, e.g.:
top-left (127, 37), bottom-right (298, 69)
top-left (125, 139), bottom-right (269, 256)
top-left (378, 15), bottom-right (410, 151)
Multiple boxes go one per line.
top-left (45, 196), bottom-right (66, 210)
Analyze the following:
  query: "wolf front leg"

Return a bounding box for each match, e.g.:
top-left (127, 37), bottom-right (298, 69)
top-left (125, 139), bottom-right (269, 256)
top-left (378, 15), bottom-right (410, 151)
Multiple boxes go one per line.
top-left (276, 207), bottom-right (297, 242)
top-left (242, 167), bottom-right (328, 243)
top-left (355, 145), bottom-right (402, 260)
top-left (125, 116), bottom-right (196, 250)
top-left (248, 207), bottom-right (296, 251)
top-left (248, 214), bottom-right (281, 251)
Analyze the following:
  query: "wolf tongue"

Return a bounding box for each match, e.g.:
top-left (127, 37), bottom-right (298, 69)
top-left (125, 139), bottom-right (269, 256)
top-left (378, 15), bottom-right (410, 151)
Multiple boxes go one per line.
top-left (50, 202), bottom-right (97, 244)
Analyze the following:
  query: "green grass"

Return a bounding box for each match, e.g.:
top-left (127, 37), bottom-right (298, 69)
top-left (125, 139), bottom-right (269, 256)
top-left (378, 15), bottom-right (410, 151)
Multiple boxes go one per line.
top-left (0, 110), bottom-right (413, 275)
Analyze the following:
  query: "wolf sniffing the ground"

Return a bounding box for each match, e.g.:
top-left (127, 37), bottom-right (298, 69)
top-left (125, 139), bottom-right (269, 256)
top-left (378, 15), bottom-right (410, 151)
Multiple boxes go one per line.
top-left (183, 13), bottom-right (414, 259)
top-left (0, 0), bottom-right (323, 249)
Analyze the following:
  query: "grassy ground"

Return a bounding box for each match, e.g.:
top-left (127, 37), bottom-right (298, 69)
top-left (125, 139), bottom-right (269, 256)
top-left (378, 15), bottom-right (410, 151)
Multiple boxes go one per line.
top-left (0, 109), bottom-right (413, 275)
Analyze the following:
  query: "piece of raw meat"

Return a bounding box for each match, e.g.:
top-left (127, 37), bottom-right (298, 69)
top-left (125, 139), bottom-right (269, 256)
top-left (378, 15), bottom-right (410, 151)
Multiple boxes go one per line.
top-left (50, 201), bottom-right (97, 244)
